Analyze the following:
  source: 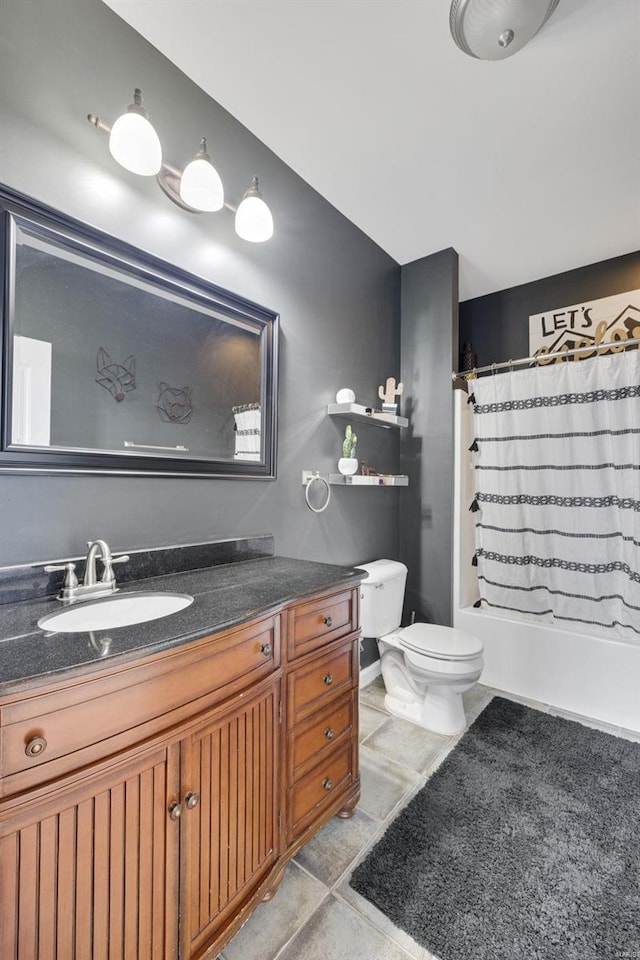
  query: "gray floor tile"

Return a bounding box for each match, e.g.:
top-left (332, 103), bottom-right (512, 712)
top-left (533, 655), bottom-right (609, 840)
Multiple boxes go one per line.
top-left (277, 895), bottom-right (418, 960)
top-left (221, 861), bottom-right (327, 960)
top-left (359, 701), bottom-right (389, 741)
top-left (363, 713), bottom-right (450, 774)
top-left (359, 744), bottom-right (421, 821)
top-left (294, 806), bottom-right (379, 888)
top-left (336, 880), bottom-right (436, 960)
top-left (462, 682), bottom-right (494, 724)
top-left (360, 674), bottom-right (388, 712)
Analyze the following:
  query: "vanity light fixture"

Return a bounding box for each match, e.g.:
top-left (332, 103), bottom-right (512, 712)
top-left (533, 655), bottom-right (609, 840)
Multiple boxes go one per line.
top-left (235, 177), bottom-right (274, 244)
top-left (179, 137), bottom-right (224, 212)
top-left (107, 89), bottom-right (162, 176)
top-left (449, 0), bottom-right (560, 60)
top-left (88, 88), bottom-right (274, 242)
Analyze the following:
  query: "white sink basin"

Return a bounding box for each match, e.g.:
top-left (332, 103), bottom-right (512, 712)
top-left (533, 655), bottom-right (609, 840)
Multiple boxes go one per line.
top-left (38, 592), bottom-right (194, 633)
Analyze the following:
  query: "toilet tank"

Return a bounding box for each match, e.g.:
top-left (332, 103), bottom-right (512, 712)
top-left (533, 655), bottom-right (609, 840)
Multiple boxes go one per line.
top-left (358, 559), bottom-right (408, 638)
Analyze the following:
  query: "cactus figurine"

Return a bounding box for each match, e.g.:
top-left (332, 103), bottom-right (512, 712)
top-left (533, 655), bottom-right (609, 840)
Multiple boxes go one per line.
top-left (378, 377), bottom-right (403, 414)
top-left (338, 424), bottom-right (358, 475)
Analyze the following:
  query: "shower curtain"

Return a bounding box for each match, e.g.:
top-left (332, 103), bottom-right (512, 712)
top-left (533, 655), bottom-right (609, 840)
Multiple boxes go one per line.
top-left (469, 349), bottom-right (640, 640)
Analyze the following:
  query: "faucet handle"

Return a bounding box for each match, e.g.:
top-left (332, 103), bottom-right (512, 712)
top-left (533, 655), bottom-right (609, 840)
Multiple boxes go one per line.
top-left (44, 562), bottom-right (78, 590)
top-left (100, 554), bottom-right (129, 586)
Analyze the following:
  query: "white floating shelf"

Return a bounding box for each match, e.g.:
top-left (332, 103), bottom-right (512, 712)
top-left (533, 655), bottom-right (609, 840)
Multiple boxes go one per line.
top-left (327, 403), bottom-right (408, 429)
top-left (329, 474), bottom-right (409, 486)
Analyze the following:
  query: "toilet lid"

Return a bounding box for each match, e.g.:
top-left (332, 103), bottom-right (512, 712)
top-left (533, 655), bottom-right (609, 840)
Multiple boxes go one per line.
top-left (399, 623), bottom-right (483, 660)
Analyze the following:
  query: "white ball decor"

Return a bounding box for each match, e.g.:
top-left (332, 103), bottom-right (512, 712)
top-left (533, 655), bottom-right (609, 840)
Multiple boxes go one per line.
top-left (335, 388), bottom-right (356, 404)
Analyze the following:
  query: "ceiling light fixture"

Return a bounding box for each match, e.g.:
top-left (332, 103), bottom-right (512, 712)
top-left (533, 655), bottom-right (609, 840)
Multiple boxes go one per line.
top-left (449, 0), bottom-right (560, 61)
top-left (88, 89), bottom-right (274, 242)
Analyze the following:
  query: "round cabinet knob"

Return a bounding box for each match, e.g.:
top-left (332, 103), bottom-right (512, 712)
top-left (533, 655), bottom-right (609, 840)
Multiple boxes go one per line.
top-left (260, 642), bottom-right (272, 657)
top-left (324, 727), bottom-right (335, 740)
top-left (323, 616), bottom-right (333, 627)
top-left (323, 674), bottom-right (333, 685)
top-left (185, 792), bottom-right (200, 810)
top-left (168, 802), bottom-right (183, 821)
top-left (25, 736), bottom-right (47, 758)
top-left (322, 778), bottom-right (333, 791)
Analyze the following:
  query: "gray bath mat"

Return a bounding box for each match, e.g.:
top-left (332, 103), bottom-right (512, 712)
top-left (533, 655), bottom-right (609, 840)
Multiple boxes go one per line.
top-left (350, 697), bottom-right (640, 960)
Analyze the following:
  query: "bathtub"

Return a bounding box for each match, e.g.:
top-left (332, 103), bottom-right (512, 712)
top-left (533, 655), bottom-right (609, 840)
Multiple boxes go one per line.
top-left (453, 390), bottom-right (640, 734)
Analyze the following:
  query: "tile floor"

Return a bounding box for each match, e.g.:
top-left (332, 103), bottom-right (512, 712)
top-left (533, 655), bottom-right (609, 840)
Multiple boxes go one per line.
top-left (218, 677), bottom-right (638, 960)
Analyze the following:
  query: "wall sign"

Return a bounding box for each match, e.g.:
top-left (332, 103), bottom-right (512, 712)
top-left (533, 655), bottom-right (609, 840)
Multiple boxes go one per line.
top-left (529, 289), bottom-right (640, 362)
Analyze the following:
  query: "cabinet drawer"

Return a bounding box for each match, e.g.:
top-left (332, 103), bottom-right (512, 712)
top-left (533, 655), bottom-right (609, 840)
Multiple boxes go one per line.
top-left (0, 615), bottom-right (279, 793)
top-left (286, 587), bottom-right (358, 660)
top-left (288, 690), bottom-right (356, 784)
top-left (288, 741), bottom-right (353, 840)
top-left (287, 641), bottom-right (356, 728)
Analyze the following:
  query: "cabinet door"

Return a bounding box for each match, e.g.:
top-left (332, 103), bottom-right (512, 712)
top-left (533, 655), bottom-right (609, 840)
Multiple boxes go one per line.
top-left (179, 678), bottom-right (280, 960)
top-left (0, 742), bottom-right (180, 960)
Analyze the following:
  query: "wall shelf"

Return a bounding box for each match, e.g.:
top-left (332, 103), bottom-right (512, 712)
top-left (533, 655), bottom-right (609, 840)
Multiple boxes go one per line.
top-left (328, 474), bottom-right (408, 486)
top-left (327, 403), bottom-right (408, 429)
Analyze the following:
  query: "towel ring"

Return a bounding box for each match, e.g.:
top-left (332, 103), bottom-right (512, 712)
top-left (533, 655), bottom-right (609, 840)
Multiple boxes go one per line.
top-left (304, 472), bottom-right (331, 513)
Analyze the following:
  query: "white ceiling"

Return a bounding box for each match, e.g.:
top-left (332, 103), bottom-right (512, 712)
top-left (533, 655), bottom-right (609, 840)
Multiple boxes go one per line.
top-left (103, 0), bottom-right (639, 301)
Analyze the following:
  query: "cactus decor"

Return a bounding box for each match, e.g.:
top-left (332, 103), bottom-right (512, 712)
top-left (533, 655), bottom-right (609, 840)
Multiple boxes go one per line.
top-left (378, 376), bottom-right (403, 413)
top-left (342, 424), bottom-right (358, 458)
top-left (338, 424), bottom-right (359, 475)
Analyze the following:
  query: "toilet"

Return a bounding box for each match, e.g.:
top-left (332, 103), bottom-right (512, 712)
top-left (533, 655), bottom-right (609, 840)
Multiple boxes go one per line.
top-left (359, 559), bottom-right (483, 735)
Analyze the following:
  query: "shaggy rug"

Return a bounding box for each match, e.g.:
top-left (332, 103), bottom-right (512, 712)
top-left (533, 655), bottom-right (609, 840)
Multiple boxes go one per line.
top-left (350, 697), bottom-right (640, 960)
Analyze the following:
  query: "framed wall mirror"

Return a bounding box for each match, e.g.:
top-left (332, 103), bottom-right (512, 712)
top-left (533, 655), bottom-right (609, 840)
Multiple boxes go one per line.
top-left (0, 186), bottom-right (278, 477)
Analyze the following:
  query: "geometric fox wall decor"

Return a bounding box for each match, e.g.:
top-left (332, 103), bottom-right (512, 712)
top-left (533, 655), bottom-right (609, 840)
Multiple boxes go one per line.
top-left (95, 348), bottom-right (137, 402)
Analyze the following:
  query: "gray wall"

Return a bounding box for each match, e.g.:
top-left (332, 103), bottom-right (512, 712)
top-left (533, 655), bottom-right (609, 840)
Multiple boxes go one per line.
top-left (0, 0), bottom-right (401, 568)
top-left (400, 249), bottom-right (459, 627)
top-left (459, 251), bottom-right (640, 369)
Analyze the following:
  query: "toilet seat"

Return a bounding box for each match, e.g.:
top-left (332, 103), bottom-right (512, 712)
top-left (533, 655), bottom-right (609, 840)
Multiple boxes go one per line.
top-left (398, 623), bottom-right (483, 661)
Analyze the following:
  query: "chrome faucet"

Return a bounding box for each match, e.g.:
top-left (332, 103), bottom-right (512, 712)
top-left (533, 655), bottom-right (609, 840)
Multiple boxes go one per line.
top-left (45, 539), bottom-right (130, 603)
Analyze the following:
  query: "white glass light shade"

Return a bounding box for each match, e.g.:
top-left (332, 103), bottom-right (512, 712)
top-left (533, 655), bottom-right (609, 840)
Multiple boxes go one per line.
top-left (234, 177), bottom-right (274, 243)
top-left (180, 155), bottom-right (224, 211)
top-left (109, 111), bottom-right (162, 176)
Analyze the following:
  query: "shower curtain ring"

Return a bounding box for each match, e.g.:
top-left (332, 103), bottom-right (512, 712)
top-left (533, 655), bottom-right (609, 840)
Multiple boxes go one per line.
top-left (491, 363), bottom-right (497, 376)
top-left (508, 359), bottom-right (514, 372)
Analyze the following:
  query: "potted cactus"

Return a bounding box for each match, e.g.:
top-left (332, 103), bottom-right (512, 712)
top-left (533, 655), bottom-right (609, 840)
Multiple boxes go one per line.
top-left (338, 424), bottom-right (358, 475)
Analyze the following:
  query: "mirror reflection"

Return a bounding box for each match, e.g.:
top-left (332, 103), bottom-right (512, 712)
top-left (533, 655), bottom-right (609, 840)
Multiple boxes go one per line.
top-left (1, 187), bottom-right (278, 477)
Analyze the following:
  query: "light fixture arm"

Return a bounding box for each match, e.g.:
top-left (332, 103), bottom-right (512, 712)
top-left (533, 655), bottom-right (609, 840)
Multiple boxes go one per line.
top-left (87, 113), bottom-right (239, 214)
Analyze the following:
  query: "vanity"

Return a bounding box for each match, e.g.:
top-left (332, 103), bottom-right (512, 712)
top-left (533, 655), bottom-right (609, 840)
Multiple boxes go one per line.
top-left (0, 540), bottom-right (364, 959)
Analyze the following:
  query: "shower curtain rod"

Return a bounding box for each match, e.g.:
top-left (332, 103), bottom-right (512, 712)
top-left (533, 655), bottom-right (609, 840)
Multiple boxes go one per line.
top-left (451, 335), bottom-right (640, 381)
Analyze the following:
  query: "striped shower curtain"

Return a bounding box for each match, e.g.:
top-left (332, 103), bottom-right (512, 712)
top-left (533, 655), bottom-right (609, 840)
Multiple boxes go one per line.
top-left (469, 349), bottom-right (640, 640)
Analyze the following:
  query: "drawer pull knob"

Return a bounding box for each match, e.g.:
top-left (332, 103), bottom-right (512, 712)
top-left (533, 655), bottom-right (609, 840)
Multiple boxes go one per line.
top-left (323, 616), bottom-right (333, 627)
top-left (168, 802), bottom-right (183, 821)
top-left (25, 736), bottom-right (47, 758)
top-left (24, 737), bottom-right (47, 757)
top-left (260, 642), bottom-right (272, 657)
top-left (322, 778), bottom-right (333, 791)
top-left (324, 727), bottom-right (335, 740)
top-left (323, 674), bottom-right (333, 685)
top-left (185, 792), bottom-right (200, 810)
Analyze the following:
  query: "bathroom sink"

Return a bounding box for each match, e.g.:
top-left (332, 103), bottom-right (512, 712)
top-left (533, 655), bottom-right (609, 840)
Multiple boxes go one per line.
top-left (38, 592), bottom-right (194, 633)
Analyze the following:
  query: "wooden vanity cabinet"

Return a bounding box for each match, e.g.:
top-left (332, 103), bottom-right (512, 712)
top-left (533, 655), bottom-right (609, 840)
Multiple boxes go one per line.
top-left (0, 584), bottom-right (360, 960)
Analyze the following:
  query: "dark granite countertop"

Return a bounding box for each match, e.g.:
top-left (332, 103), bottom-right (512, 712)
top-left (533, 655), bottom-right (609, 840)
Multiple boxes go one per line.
top-left (0, 556), bottom-right (365, 695)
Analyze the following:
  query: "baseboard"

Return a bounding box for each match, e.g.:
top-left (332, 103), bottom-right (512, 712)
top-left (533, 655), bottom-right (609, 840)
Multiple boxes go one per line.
top-left (359, 659), bottom-right (382, 689)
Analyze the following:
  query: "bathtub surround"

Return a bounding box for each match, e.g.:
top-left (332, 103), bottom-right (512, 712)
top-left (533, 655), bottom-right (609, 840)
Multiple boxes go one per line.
top-left (350, 696), bottom-right (640, 960)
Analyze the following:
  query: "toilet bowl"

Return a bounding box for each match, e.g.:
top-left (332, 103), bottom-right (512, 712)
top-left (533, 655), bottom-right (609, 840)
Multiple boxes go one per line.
top-left (359, 560), bottom-right (483, 735)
